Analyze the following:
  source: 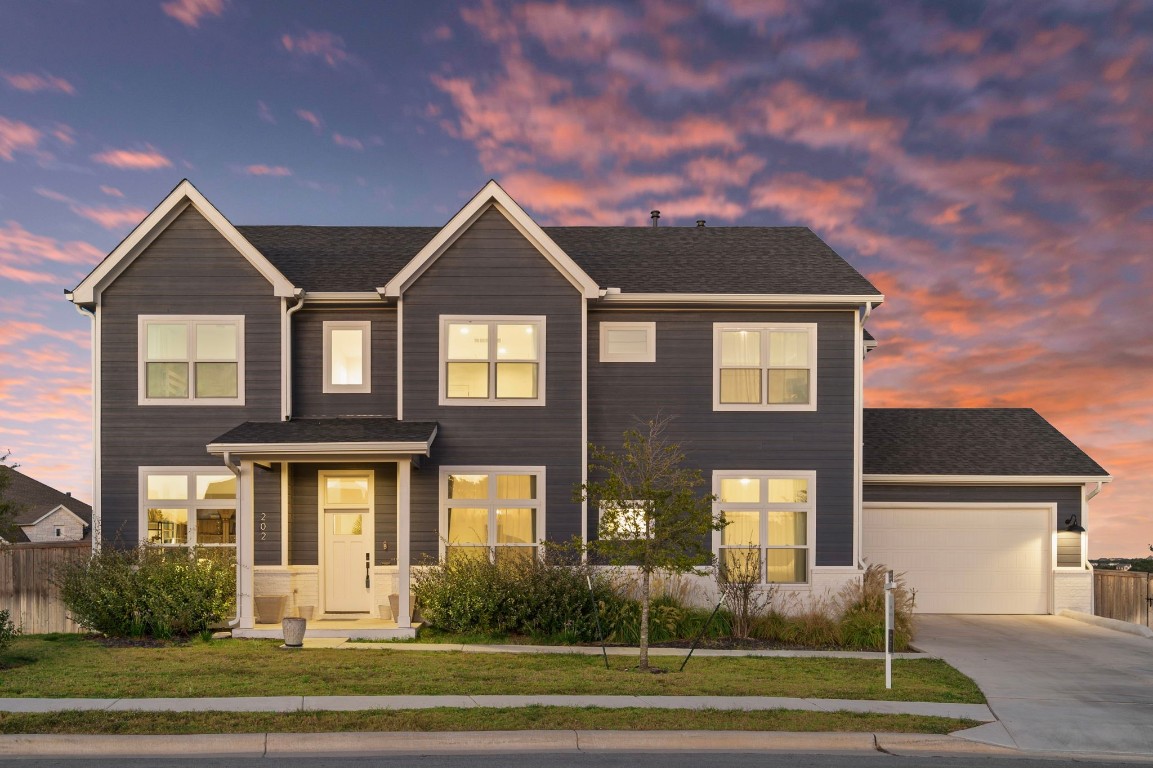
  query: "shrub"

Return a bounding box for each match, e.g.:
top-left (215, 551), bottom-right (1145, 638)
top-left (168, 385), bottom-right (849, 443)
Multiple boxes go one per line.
top-left (0, 608), bottom-right (19, 651)
top-left (716, 548), bottom-right (777, 639)
top-left (55, 545), bottom-right (235, 639)
top-left (835, 562), bottom-right (915, 651)
top-left (412, 542), bottom-right (622, 642)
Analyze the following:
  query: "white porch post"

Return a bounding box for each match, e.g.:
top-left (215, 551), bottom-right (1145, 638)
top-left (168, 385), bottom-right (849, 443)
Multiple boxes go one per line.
top-left (397, 459), bottom-right (411, 629)
top-left (238, 459), bottom-right (256, 630)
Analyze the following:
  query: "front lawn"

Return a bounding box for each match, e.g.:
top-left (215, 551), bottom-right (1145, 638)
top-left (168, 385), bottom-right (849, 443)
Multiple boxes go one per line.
top-left (0, 635), bottom-right (983, 703)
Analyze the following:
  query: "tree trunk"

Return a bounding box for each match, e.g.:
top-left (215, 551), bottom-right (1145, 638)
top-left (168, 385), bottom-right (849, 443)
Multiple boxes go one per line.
top-left (639, 569), bottom-right (650, 670)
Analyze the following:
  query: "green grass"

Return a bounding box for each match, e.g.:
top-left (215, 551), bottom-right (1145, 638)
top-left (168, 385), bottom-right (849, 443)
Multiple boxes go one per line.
top-left (0, 634), bottom-right (984, 703)
top-left (0, 707), bottom-right (983, 735)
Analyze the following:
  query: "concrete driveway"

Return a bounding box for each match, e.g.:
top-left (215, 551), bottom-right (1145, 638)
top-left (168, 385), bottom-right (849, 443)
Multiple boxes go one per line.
top-left (914, 615), bottom-right (1153, 756)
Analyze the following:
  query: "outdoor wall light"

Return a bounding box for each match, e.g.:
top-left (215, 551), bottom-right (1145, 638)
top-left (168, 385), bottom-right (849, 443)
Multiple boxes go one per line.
top-left (1063, 515), bottom-right (1086, 533)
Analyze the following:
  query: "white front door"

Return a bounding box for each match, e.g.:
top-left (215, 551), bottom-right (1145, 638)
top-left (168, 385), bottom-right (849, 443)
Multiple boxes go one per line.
top-left (319, 471), bottom-right (374, 614)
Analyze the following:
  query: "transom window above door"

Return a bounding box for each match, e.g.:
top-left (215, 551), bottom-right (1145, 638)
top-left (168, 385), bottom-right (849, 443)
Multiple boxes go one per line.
top-left (713, 323), bottom-right (817, 411)
top-left (138, 316), bottom-right (244, 405)
top-left (440, 316), bottom-right (546, 405)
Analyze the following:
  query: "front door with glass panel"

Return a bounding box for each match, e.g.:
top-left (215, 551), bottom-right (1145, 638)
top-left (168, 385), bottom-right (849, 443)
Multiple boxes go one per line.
top-left (320, 472), bottom-right (373, 614)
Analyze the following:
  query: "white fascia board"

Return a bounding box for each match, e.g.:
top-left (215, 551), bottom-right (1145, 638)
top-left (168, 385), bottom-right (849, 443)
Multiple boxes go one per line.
top-left (25, 504), bottom-right (88, 528)
top-left (863, 474), bottom-right (1114, 485)
top-left (207, 440), bottom-right (434, 457)
top-left (70, 179), bottom-right (296, 304)
top-left (305, 292), bottom-right (385, 303)
top-left (598, 293), bottom-right (886, 305)
top-left (380, 179), bottom-right (600, 299)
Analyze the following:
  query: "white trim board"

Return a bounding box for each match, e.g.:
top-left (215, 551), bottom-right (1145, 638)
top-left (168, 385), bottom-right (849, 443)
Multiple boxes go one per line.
top-left (207, 438), bottom-right (436, 457)
top-left (69, 179), bottom-right (295, 304)
top-left (864, 474), bottom-right (1113, 485)
top-left (598, 293), bottom-right (884, 305)
top-left (380, 180), bottom-right (600, 299)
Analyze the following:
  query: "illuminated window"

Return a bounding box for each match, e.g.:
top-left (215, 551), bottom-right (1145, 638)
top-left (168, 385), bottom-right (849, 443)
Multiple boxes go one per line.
top-left (441, 467), bottom-right (543, 562)
top-left (323, 321), bottom-right (371, 393)
top-left (713, 323), bottom-right (816, 411)
top-left (140, 467), bottom-right (237, 549)
top-left (440, 316), bottom-right (545, 405)
top-left (714, 471), bottom-right (815, 584)
top-left (139, 316), bottom-right (244, 405)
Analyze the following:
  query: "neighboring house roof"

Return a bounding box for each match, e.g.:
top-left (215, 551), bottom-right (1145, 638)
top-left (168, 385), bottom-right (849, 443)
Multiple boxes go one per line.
top-left (863, 408), bottom-right (1110, 478)
top-left (238, 224), bottom-right (882, 297)
top-left (207, 418), bottom-right (438, 456)
top-left (0, 467), bottom-right (92, 539)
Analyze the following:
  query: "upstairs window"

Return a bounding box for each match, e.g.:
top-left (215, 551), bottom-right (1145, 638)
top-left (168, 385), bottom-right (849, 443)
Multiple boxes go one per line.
top-left (599, 322), bottom-right (656, 363)
top-left (713, 323), bottom-right (816, 411)
top-left (323, 321), bottom-right (371, 394)
top-left (139, 316), bottom-right (244, 405)
top-left (440, 316), bottom-right (545, 406)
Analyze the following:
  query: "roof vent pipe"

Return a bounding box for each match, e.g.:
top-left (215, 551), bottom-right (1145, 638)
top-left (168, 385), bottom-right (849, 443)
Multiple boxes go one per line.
top-left (696, 220), bottom-right (706, 228)
top-left (650, 210), bottom-right (660, 227)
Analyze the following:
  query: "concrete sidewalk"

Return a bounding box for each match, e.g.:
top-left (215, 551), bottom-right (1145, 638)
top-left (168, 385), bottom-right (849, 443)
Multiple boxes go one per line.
top-left (0, 694), bottom-right (994, 721)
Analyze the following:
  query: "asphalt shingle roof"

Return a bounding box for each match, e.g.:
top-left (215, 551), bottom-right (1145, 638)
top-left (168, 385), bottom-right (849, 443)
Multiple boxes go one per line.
top-left (0, 466), bottom-right (92, 528)
top-left (210, 418), bottom-right (438, 446)
top-left (237, 224), bottom-right (881, 296)
top-left (863, 408), bottom-right (1109, 477)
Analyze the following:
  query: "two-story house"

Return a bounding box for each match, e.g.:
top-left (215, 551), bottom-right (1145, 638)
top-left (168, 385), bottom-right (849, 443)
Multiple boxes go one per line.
top-left (67, 180), bottom-right (1110, 639)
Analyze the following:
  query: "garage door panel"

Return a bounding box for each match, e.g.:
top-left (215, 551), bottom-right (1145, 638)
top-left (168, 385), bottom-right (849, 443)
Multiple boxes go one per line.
top-left (863, 506), bottom-right (1050, 614)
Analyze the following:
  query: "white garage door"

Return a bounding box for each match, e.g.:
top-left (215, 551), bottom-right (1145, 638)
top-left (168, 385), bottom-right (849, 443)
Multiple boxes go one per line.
top-left (863, 506), bottom-right (1050, 614)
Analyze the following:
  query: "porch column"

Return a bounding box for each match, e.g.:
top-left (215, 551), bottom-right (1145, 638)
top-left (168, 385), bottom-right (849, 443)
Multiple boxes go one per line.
top-left (238, 459), bottom-right (255, 630)
top-left (397, 458), bottom-right (411, 629)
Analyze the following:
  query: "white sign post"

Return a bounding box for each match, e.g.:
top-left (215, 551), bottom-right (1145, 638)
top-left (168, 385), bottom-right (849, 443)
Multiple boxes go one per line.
top-left (884, 569), bottom-right (895, 689)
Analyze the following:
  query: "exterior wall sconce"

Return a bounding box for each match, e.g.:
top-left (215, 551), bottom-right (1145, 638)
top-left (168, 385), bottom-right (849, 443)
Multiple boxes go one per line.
top-left (1064, 515), bottom-right (1086, 533)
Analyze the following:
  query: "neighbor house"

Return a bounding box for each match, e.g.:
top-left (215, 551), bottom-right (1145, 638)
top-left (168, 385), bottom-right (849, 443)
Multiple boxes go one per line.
top-left (0, 466), bottom-right (91, 544)
top-left (66, 180), bottom-right (1109, 638)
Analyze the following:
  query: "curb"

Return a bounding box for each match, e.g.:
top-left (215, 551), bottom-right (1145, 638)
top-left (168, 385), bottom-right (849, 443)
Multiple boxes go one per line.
top-left (1058, 609), bottom-right (1153, 639)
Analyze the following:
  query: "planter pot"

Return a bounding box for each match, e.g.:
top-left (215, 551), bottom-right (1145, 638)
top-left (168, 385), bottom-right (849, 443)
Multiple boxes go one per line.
top-left (388, 593), bottom-right (400, 623)
top-left (282, 617), bottom-right (307, 647)
top-left (254, 596), bottom-right (287, 624)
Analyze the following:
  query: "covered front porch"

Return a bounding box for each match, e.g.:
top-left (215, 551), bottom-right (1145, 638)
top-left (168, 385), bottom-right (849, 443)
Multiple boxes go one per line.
top-left (207, 417), bottom-right (438, 640)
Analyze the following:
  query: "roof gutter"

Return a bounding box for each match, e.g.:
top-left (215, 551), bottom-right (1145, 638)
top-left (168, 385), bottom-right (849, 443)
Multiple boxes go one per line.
top-left (1086, 480), bottom-right (1106, 500)
top-left (597, 292), bottom-right (885, 306)
top-left (283, 289), bottom-right (306, 420)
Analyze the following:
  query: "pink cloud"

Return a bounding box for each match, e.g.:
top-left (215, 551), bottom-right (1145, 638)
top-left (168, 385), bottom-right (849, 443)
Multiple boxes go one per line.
top-left (3, 71), bottom-right (75, 94)
top-left (331, 133), bottom-right (363, 150)
top-left (100, 185), bottom-right (124, 198)
top-left (257, 100), bottom-right (276, 124)
top-left (0, 221), bottom-right (102, 266)
top-left (281, 30), bottom-right (351, 68)
top-left (746, 80), bottom-right (907, 155)
top-left (295, 109), bottom-right (323, 132)
top-left (71, 205), bottom-right (149, 230)
top-left (684, 155), bottom-right (767, 188)
top-left (0, 116), bottom-right (42, 161)
top-left (789, 36), bottom-right (862, 67)
top-left (244, 164), bottom-right (292, 176)
top-left (52, 124), bottom-right (75, 146)
top-left (750, 173), bottom-right (874, 231)
top-left (90, 145), bottom-right (172, 170)
top-left (161, 0), bottom-right (225, 28)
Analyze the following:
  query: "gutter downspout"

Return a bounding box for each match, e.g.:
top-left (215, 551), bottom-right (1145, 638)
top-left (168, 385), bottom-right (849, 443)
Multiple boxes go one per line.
top-left (284, 289), bottom-right (306, 420)
top-left (1086, 481), bottom-right (1104, 500)
top-left (70, 299), bottom-right (99, 553)
top-left (221, 451), bottom-right (242, 628)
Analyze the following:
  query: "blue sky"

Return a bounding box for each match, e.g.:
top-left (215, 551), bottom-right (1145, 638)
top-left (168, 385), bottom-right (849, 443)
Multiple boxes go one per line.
top-left (1, 0), bottom-right (1150, 555)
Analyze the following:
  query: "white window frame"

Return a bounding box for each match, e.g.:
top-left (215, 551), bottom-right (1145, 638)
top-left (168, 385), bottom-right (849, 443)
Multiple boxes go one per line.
top-left (322, 320), bottom-right (372, 394)
top-left (138, 466), bottom-right (238, 550)
top-left (138, 315), bottom-right (246, 406)
top-left (438, 315), bottom-right (547, 406)
top-left (712, 322), bottom-right (817, 412)
top-left (438, 466), bottom-right (546, 560)
top-left (599, 322), bottom-right (656, 363)
top-left (712, 470), bottom-right (817, 585)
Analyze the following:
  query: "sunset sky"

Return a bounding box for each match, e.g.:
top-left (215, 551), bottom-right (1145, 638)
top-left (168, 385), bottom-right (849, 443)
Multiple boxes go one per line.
top-left (0, 0), bottom-right (1149, 556)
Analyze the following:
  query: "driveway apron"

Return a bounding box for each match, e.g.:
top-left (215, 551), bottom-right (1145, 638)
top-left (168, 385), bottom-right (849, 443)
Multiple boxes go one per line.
top-left (914, 614), bottom-right (1153, 755)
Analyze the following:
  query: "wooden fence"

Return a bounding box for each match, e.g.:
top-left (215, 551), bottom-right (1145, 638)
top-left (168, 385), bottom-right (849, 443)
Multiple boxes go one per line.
top-left (0, 541), bottom-right (90, 634)
top-left (1094, 570), bottom-right (1152, 629)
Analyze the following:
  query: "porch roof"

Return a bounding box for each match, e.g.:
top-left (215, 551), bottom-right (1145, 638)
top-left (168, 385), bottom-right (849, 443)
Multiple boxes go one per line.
top-left (206, 418), bottom-right (437, 457)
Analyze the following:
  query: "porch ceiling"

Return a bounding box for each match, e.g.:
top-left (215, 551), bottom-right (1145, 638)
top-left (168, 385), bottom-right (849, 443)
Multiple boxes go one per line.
top-left (207, 417), bottom-right (437, 457)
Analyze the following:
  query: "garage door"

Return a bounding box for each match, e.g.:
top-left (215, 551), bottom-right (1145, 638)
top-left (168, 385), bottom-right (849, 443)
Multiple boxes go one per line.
top-left (862, 506), bottom-right (1050, 614)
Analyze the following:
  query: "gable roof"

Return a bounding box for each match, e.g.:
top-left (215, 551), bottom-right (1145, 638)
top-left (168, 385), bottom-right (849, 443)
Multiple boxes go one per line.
top-left (1, 466), bottom-right (92, 528)
top-left (207, 417), bottom-right (438, 456)
top-left (863, 408), bottom-right (1110, 479)
top-left (239, 224), bottom-right (882, 297)
top-left (69, 179), bottom-right (296, 305)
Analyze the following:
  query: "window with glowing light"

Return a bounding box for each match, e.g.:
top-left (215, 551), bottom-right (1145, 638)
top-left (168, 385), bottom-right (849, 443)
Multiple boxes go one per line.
top-left (714, 471), bottom-right (815, 584)
top-left (323, 321), bottom-right (371, 393)
top-left (713, 323), bottom-right (817, 411)
top-left (139, 316), bottom-right (244, 405)
top-left (440, 316), bottom-right (545, 405)
top-left (440, 467), bottom-right (543, 562)
top-left (139, 467), bottom-right (237, 550)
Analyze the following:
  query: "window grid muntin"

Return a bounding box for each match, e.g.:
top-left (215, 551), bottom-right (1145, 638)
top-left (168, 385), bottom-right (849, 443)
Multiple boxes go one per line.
top-left (442, 467), bottom-right (544, 560)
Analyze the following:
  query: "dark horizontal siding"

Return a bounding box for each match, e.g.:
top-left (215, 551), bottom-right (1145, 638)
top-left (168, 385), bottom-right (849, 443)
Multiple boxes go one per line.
top-left (863, 484), bottom-right (1082, 534)
top-left (254, 464), bottom-right (282, 566)
top-left (403, 207), bottom-right (583, 559)
top-left (588, 309), bottom-right (858, 567)
top-left (288, 463), bottom-right (399, 566)
top-left (99, 207), bottom-right (282, 545)
top-left (292, 307), bottom-right (397, 418)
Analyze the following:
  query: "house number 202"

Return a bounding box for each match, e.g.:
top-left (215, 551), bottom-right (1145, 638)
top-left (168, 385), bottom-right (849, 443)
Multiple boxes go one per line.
top-left (260, 512), bottom-right (267, 541)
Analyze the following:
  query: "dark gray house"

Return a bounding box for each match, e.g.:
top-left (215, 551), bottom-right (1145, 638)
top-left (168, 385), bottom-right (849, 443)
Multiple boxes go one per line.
top-left (67, 180), bottom-right (1109, 638)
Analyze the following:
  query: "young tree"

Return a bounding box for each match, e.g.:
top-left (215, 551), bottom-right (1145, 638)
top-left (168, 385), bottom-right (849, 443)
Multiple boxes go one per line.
top-left (579, 416), bottom-right (724, 670)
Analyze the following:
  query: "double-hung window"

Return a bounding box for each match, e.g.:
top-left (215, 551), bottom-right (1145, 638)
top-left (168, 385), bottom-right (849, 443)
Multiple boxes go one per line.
top-left (140, 467), bottom-right (237, 550)
top-left (323, 321), bottom-right (371, 393)
top-left (441, 467), bottom-right (543, 563)
top-left (714, 471), bottom-right (815, 584)
top-left (139, 316), bottom-right (244, 405)
top-left (440, 316), bottom-right (545, 405)
top-left (713, 323), bottom-right (816, 411)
